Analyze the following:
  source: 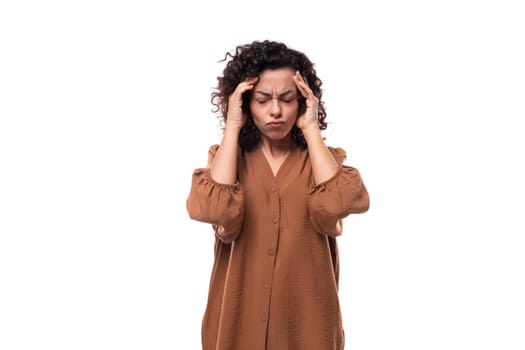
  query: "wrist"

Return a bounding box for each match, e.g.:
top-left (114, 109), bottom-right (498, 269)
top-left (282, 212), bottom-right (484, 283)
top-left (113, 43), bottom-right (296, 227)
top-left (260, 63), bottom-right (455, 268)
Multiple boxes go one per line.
top-left (224, 121), bottom-right (243, 134)
top-left (300, 124), bottom-right (321, 138)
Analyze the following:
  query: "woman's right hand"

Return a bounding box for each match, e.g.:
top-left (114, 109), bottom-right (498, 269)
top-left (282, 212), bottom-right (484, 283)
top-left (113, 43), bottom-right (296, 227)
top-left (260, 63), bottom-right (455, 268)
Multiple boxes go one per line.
top-left (225, 76), bottom-right (258, 130)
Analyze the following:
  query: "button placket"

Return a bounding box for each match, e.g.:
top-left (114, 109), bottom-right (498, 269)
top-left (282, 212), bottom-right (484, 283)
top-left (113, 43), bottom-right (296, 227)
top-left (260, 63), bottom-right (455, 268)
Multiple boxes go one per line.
top-left (260, 182), bottom-right (280, 330)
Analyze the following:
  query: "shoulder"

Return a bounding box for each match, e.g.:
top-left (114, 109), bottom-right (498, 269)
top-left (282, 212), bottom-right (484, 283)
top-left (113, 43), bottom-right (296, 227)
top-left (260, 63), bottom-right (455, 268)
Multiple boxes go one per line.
top-left (203, 144), bottom-right (220, 168)
top-left (208, 144), bottom-right (249, 158)
top-left (327, 146), bottom-right (347, 165)
top-left (208, 144), bottom-right (220, 157)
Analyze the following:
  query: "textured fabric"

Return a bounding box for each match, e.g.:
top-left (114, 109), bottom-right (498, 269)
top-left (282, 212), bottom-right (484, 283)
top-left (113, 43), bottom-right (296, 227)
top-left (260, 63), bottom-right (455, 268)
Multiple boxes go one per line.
top-left (187, 144), bottom-right (369, 350)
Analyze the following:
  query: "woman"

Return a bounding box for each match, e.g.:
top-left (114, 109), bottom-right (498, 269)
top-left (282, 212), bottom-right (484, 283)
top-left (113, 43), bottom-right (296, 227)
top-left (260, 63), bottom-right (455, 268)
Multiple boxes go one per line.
top-left (187, 40), bottom-right (370, 350)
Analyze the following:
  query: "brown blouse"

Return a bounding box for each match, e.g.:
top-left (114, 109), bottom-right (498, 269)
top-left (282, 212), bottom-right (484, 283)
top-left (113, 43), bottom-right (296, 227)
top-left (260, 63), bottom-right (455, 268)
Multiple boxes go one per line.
top-left (187, 144), bottom-right (369, 350)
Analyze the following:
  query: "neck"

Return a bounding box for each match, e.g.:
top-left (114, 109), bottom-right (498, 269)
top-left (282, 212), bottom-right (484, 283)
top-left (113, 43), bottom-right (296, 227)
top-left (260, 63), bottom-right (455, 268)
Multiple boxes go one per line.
top-left (259, 135), bottom-right (294, 157)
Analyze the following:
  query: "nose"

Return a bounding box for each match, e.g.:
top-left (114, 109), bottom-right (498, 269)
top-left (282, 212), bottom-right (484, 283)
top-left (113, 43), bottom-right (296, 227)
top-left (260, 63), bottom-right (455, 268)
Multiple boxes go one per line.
top-left (269, 98), bottom-right (282, 118)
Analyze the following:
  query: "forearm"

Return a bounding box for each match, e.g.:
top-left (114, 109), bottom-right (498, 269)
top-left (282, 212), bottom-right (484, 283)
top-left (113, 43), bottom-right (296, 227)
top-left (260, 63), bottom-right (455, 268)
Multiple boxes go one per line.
top-left (209, 125), bottom-right (240, 184)
top-left (302, 126), bottom-right (339, 184)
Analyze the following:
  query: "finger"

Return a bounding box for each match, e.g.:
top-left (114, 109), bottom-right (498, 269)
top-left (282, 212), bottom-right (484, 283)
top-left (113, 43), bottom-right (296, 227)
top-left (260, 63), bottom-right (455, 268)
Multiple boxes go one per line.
top-left (294, 70), bottom-right (308, 85)
top-left (295, 70), bottom-right (305, 82)
top-left (293, 72), bottom-right (310, 93)
top-left (294, 71), bottom-right (314, 95)
top-left (232, 80), bottom-right (258, 99)
top-left (294, 75), bottom-right (310, 98)
top-left (239, 76), bottom-right (259, 89)
top-left (293, 72), bottom-right (305, 89)
top-left (297, 72), bottom-right (312, 93)
top-left (238, 77), bottom-right (259, 91)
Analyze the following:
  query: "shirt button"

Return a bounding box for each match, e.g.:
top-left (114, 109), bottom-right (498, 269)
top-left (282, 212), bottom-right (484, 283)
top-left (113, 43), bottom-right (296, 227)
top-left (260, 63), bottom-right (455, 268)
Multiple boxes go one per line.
top-left (262, 316), bottom-right (267, 322)
top-left (272, 218), bottom-right (277, 224)
top-left (268, 249), bottom-right (275, 256)
top-left (264, 282), bottom-right (270, 289)
top-left (271, 187), bottom-right (277, 192)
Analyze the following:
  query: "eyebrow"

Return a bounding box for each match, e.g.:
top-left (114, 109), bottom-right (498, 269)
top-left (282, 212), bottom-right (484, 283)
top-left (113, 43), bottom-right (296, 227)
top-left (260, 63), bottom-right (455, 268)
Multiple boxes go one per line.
top-left (254, 90), bottom-right (296, 98)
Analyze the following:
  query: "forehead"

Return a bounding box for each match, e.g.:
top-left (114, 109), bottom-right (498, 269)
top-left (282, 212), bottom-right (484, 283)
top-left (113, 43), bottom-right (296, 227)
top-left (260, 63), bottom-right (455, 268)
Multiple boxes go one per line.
top-left (255, 68), bottom-right (296, 90)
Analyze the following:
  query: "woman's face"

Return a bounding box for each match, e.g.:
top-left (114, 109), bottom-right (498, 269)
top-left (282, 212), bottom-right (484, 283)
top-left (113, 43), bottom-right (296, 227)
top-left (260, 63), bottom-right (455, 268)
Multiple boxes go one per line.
top-left (249, 68), bottom-right (299, 142)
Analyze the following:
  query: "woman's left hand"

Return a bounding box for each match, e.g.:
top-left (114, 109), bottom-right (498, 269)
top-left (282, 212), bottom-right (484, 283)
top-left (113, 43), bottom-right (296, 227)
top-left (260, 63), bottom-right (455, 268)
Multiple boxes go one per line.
top-left (293, 71), bottom-right (319, 132)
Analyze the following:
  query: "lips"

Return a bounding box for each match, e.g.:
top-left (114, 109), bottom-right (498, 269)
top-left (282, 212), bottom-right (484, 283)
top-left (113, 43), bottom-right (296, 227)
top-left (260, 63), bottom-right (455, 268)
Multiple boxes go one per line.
top-left (267, 122), bottom-right (284, 127)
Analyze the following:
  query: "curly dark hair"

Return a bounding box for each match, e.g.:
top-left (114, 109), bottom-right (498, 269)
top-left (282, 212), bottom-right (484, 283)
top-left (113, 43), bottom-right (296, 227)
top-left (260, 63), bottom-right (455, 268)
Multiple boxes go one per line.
top-left (211, 40), bottom-right (328, 151)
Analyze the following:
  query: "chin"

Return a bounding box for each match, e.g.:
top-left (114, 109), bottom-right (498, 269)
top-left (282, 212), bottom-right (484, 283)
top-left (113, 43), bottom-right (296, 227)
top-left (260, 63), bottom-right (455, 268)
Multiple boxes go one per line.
top-left (261, 130), bottom-right (292, 141)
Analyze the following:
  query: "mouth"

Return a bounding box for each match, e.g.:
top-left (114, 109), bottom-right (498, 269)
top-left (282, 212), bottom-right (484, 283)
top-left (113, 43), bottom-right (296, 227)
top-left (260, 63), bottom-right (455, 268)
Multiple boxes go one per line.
top-left (267, 122), bottom-right (284, 127)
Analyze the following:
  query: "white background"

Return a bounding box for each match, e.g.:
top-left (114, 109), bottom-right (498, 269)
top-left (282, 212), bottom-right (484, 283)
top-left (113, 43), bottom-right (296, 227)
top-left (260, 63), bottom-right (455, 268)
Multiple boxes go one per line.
top-left (1, 0), bottom-right (524, 349)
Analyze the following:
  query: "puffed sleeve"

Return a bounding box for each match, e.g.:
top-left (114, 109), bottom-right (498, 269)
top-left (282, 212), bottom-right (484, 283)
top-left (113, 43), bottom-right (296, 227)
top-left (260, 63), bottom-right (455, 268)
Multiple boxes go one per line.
top-left (308, 147), bottom-right (370, 237)
top-left (186, 144), bottom-right (245, 243)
